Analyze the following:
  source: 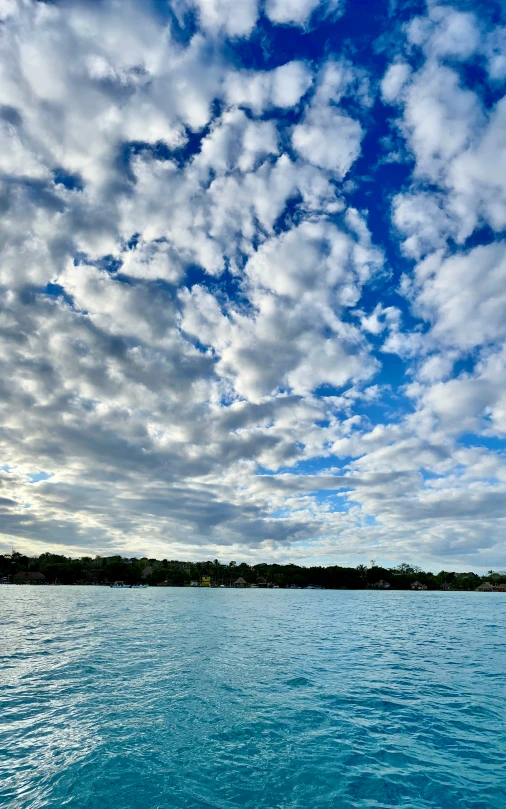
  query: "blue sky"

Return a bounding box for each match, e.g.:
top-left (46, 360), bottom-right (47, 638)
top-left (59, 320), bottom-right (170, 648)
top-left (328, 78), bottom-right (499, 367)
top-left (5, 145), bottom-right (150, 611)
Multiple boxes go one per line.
top-left (0, 0), bottom-right (505, 571)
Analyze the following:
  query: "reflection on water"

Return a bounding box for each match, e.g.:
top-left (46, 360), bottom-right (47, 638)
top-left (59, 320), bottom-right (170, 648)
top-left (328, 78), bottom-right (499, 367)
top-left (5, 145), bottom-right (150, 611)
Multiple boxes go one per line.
top-left (1, 588), bottom-right (506, 809)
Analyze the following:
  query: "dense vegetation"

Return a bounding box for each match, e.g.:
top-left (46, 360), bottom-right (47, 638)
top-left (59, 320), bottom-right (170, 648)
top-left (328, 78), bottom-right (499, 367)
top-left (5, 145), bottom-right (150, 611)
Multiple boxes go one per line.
top-left (1, 552), bottom-right (504, 590)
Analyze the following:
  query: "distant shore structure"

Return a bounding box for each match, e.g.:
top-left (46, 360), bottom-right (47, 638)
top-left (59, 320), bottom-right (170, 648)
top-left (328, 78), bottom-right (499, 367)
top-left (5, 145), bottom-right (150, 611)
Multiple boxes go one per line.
top-left (475, 582), bottom-right (506, 592)
top-left (411, 581), bottom-right (428, 590)
top-left (13, 571), bottom-right (45, 584)
top-left (373, 579), bottom-right (390, 589)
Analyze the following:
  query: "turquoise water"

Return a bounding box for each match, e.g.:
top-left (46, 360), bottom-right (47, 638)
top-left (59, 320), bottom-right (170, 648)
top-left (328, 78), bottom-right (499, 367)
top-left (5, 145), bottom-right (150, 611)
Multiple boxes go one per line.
top-left (1, 588), bottom-right (505, 809)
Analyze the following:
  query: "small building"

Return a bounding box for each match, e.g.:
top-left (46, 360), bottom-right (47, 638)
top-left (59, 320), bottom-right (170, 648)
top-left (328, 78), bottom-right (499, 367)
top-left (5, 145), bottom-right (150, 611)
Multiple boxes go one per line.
top-left (411, 581), bottom-right (428, 590)
top-left (373, 579), bottom-right (390, 589)
top-left (440, 582), bottom-right (451, 591)
top-left (475, 582), bottom-right (506, 592)
top-left (201, 575), bottom-right (212, 587)
top-left (234, 577), bottom-right (247, 587)
top-left (141, 566), bottom-right (153, 580)
top-left (14, 571), bottom-right (45, 584)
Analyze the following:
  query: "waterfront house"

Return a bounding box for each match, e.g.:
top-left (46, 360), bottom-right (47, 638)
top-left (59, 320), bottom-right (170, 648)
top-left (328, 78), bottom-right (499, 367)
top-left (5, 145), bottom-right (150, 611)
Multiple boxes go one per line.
top-left (141, 566), bottom-right (153, 580)
top-left (475, 582), bottom-right (506, 592)
top-left (411, 581), bottom-right (428, 590)
top-left (14, 571), bottom-right (45, 584)
top-left (234, 577), bottom-right (247, 587)
top-left (373, 579), bottom-right (390, 589)
top-left (201, 575), bottom-right (212, 587)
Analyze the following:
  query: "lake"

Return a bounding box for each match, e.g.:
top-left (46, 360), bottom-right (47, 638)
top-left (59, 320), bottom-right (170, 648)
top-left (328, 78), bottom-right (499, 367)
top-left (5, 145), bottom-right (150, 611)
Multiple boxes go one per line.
top-left (1, 587), bottom-right (505, 809)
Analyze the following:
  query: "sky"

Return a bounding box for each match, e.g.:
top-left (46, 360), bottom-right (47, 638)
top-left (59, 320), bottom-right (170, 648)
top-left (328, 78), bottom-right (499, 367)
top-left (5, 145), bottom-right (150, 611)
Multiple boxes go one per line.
top-left (0, 0), bottom-right (505, 571)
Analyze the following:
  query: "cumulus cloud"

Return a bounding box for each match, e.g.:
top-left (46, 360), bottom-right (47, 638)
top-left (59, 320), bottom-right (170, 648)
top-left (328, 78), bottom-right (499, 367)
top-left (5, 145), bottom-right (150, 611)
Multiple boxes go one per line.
top-left (190, 0), bottom-right (259, 37)
top-left (265, 0), bottom-right (340, 26)
top-left (291, 60), bottom-right (365, 176)
top-left (381, 62), bottom-right (411, 104)
top-left (224, 61), bottom-right (313, 114)
top-left (408, 243), bottom-right (506, 351)
top-left (407, 6), bottom-right (481, 61)
top-left (292, 108), bottom-right (362, 175)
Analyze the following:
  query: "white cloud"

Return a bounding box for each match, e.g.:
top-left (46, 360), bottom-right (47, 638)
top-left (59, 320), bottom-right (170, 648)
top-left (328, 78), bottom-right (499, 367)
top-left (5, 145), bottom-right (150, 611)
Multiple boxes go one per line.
top-left (291, 59), bottom-right (364, 175)
top-left (485, 26), bottom-right (506, 81)
top-left (195, 108), bottom-right (279, 176)
top-left (292, 107), bottom-right (362, 175)
top-left (381, 62), bottom-right (411, 104)
top-left (410, 242), bottom-right (506, 352)
top-left (266, 0), bottom-right (331, 26)
top-left (411, 344), bottom-right (506, 437)
top-left (385, 8), bottom-right (506, 249)
top-left (402, 63), bottom-right (482, 182)
top-left (189, 0), bottom-right (259, 37)
top-left (392, 192), bottom-right (460, 258)
top-left (225, 61), bottom-right (313, 114)
top-left (408, 6), bottom-right (480, 61)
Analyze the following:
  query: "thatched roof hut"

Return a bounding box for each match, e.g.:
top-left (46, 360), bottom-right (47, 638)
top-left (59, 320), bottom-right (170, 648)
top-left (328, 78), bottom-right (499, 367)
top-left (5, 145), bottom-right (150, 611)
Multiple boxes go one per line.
top-left (411, 581), bottom-right (428, 590)
top-left (14, 571), bottom-right (45, 582)
top-left (234, 577), bottom-right (247, 587)
top-left (373, 579), bottom-right (390, 589)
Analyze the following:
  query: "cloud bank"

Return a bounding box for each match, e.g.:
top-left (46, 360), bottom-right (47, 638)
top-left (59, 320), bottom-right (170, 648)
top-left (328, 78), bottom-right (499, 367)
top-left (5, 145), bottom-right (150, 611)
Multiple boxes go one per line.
top-left (0, 0), bottom-right (505, 570)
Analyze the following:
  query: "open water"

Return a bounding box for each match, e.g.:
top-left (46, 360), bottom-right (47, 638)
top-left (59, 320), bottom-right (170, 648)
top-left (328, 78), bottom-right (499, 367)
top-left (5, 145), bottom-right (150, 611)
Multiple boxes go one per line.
top-left (1, 588), bottom-right (505, 809)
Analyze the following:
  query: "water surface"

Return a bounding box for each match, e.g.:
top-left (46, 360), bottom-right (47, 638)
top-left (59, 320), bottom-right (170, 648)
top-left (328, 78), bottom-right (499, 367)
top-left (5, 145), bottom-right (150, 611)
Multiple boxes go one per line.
top-left (1, 588), bottom-right (505, 809)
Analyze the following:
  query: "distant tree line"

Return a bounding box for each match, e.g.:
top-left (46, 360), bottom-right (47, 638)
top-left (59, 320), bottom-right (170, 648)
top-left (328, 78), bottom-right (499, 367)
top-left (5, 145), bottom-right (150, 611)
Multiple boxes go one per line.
top-left (1, 552), bottom-right (505, 590)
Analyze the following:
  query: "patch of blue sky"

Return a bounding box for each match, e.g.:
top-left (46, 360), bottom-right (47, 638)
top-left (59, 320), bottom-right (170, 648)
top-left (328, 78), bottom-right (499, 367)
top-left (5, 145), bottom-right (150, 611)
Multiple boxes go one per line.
top-left (458, 434), bottom-right (506, 451)
top-left (372, 351), bottom-right (410, 389)
top-left (226, 0), bottom-right (425, 73)
top-left (452, 355), bottom-right (478, 377)
top-left (27, 472), bottom-right (53, 484)
top-left (256, 456), bottom-right (352, 477)
top-left (270, 490), bottom-right (351, 518)
top-left (419, 469), bottom-right (442, 481)
top-left (150, 0), bottom-right (197, 44)
top-left (183, 263), bottom-right (248, 302)
top-left (39, 282), bottom-right (79, 313)
top-left (312, 490), bottom-right (352, 510)
top-left (53, 168), bottom-right (84, 192)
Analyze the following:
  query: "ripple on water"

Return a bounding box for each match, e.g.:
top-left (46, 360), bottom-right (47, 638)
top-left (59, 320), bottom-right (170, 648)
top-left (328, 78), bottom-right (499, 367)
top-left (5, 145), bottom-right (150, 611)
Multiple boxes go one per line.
top-left (1, 588), bottom-right (506, 809)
